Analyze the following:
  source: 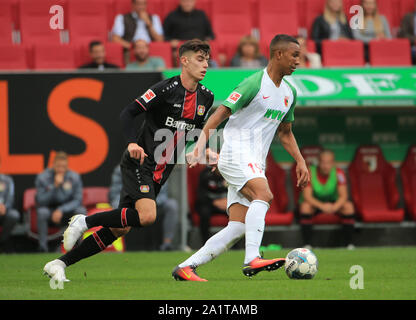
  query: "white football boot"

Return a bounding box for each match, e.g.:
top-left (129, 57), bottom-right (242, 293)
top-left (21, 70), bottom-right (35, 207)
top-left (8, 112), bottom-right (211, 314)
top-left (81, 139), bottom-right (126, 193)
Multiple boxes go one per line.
top-left (43, 259), bottom-right (70, 282)
top-left (63, 214), bottom-right (88, 251)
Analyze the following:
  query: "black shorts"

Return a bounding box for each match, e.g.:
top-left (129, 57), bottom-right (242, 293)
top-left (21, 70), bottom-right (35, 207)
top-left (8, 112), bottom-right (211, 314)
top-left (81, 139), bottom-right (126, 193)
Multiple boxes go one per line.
top-left (118, 149), bottom-right (162, 209)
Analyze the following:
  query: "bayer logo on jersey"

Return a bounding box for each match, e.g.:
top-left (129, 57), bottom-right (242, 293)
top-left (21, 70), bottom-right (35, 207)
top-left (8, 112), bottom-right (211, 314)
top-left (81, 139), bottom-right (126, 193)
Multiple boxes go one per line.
top-left (284, 248), bottom-right (318, 279)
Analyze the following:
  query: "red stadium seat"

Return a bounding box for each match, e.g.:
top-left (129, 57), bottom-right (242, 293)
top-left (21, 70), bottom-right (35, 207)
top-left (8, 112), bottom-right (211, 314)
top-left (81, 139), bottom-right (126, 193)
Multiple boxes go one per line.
top-left (321, 40), bottom-right (365, 66)
top-left (369, 39), bottom-right (412, 66)
top-left (129, 41), bottom-right (173, 68)
top-left (377, 0), bottom-right (400, 30)
top-left (305, 0), bottom-right (325, 36)
top-left (348, 145), bottom-right (404, 222)
top-left (67, 0), bottom-right (108, 44)
top-left (187, 165), bottom-right (228, 227)
top-left (149, 41), bottom-right (173, 68)
top-left (0, 45), bottom-right (28, 70)
top-left (196, 0), bottom-right (213, 22)
top-left (265, 154), bottom-right (294, 225)
top-left (211, 0), bottom-right (252, 44)
top-left (32, 44), bottom-right (76, 70)
top-left (18, 0), bottom-right (65, 44)
top-left (0, 1), bottom-right (15, 44)
top-left (23, 188), bottom-right (61, 240)
top-left (161, 0), bottom-right (179, 21)
top-left (400, 145), bottom-right (416, 221)
top-left (104, 42), bottom-right (124, 67)
top-left (82, 187), bottom-right (110, 212)
top-left (258, 0), bottom-right (299, 43)
top-left (399, 0), bottom-right (416, 21)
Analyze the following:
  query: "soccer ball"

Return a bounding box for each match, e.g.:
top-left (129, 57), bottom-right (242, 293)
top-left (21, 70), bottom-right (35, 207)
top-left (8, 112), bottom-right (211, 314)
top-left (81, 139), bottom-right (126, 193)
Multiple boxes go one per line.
top-left (284, 248), bottom-right (318, 279)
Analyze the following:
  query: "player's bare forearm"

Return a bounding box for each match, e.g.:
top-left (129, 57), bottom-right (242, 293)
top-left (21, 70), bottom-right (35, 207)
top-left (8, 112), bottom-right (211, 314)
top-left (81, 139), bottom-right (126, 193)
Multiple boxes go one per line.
top-left (195, 105), bottom-right (231, 154)
top-left (332, 185), bottom-right (348, 211)
top-left (278, 122), bottom-right (305, 164)
top-left (278, 122), bottom-right (310, 187)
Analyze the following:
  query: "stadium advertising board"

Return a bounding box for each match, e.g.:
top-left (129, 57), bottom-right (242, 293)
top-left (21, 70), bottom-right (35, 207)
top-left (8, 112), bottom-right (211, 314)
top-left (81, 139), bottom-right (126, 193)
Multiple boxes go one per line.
top-left (0, 72), bottom-right (162, 208)
top-left (164, 67), bottom-right (416, 107)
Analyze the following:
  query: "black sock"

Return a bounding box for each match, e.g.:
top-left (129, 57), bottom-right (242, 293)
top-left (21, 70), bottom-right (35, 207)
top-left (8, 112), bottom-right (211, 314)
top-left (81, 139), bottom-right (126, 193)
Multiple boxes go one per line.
top-left (342, 224), bottom-right (355, 246)
top-left (341, 214), bottom-right (355, 246)
top-left (59, 227), bottom-right (117, 267)
top-left (85, 208), bottom-right (141, 229)
top-left (300, 214), bottom-right (313, 245)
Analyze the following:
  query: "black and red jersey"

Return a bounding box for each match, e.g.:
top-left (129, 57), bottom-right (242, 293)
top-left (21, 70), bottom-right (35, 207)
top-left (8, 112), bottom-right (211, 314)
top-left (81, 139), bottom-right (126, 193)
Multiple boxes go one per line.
top-left (120, 75), bottom-right (214, 185)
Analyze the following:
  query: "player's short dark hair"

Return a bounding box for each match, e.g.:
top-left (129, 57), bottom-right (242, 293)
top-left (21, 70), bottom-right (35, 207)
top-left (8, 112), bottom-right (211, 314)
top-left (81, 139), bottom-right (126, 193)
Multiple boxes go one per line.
top-left (89, 40), bottom-right (103, 52)
top-left (269, 34), bottom-right (299, 59)
top-left (179, 39), bottom-right (210, 58)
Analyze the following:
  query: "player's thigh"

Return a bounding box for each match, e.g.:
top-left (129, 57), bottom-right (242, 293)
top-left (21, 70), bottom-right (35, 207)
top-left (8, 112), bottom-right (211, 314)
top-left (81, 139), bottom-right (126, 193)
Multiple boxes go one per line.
top-left (339, 200), bottom-right (354, 215)
top-left (239, 177), bottom-right (273, 204)
top-left (135, 198), bottom-right (157, 226)
top-left (299, 201), bottom-right (316, 215)
top-left (228, 203), bottom-right (249, 223)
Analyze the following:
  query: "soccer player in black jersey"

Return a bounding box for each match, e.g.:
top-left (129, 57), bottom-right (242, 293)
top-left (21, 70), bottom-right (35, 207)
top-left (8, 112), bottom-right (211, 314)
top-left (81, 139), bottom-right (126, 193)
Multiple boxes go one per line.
top-left (43, 39), bottom-right (216, 282)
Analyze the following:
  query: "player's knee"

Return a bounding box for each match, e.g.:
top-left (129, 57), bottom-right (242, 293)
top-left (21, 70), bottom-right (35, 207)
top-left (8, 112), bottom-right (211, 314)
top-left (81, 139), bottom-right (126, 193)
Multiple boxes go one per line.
top-left (140, 211), bottom-right (157, 226)
top-left (299, 202), bottom-right (314, 215)
top-left (342, 201), bottom-right (355, 215)
top-left (110, 227), bottom-right (131, 238)
top-left (252, 190), bottom-right (273, 204)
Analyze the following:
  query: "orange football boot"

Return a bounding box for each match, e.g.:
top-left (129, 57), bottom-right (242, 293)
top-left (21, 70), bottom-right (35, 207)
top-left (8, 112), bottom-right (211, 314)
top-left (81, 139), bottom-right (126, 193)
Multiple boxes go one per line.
top-left (242, 257), bottom-right (286, 277)
top-left (172, 265), bottom-right (208, 282)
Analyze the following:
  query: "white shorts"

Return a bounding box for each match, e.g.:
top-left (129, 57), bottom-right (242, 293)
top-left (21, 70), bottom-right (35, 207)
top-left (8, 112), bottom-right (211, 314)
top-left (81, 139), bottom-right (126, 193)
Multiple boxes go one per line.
top-left (217, 157), bottom-right (267, 212)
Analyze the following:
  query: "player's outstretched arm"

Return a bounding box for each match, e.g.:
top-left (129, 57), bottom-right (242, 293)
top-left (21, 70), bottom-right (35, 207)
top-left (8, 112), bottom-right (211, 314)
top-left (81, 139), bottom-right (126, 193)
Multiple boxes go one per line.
top-left (277, 122), bottom-right (309, 188)
top-left (188, 105), bottom-right (231, 167)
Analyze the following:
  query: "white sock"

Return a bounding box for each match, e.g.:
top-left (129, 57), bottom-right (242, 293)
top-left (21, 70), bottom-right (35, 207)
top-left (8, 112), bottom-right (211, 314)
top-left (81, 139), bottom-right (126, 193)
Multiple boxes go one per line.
top-left (244, 200), bottom-right (269, 264)
top-left (178, 221), bottom-right (245, 268)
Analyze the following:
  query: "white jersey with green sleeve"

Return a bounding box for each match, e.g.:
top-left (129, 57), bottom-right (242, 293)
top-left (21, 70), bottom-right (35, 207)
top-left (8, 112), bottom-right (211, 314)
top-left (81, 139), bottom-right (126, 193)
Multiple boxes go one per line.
top-left (219, 68), bottom-right (297, 169)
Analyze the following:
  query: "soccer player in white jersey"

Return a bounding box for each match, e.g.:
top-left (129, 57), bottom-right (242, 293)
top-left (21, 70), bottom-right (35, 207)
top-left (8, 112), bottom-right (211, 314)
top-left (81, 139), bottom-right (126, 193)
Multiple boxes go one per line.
top-left (172, 34), bottom-right (310, 281)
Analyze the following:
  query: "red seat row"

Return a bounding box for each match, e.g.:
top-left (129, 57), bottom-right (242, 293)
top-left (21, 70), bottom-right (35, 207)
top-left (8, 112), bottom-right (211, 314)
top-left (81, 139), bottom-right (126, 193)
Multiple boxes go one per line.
top-left (0, 41), bottom-right (174, 70)
top-left (321, 39), bottom-right (412, 67)
top-left (23, 187), bottom-right (119, 249)
top-left (189, 144), bottom-right (416, 227)
top-left (2, 0), bottom-right (414, 46)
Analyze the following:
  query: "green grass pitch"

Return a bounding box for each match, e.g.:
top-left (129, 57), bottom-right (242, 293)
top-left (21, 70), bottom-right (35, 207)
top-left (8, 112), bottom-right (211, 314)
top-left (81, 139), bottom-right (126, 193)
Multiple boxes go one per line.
top-left (0, 247), bottom-right (415, 300)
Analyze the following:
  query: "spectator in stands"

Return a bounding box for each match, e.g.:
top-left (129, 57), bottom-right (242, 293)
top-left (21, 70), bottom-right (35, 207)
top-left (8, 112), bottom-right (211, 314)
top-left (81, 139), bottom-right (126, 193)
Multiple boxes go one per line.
top-left (230, 35), bottom-right (268, 68)
top-left (352, 0), bottom-right (391, 62)
top-left (78, 41), bottom-right (120, 70)
top-left (125, 39), bottom-right (166, 71)
top-left (111, 0), bottom-right (164, 64)
top-left (35, 152), bottom-right (86, 252)
top-left (311, 0), bottom-right (353, 54)
top-left (155, 182), bottom-right (179, 251)
top-left (195, 167), bottom-right (228, 244)
top-left (108, 165), bottom-right (122, 210)
top-left (299, 149), bottom-right (355, 250)
top-left (0, 156), bottom-right (20, 253)
top-left (398, 0), bottom-right (416, 64)
top-left (108, 165), bottom-right (178, 251)
top-left (296, 36), bottom-right (322, 68)
top-left (163, 0), bottom-right (215, 66)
